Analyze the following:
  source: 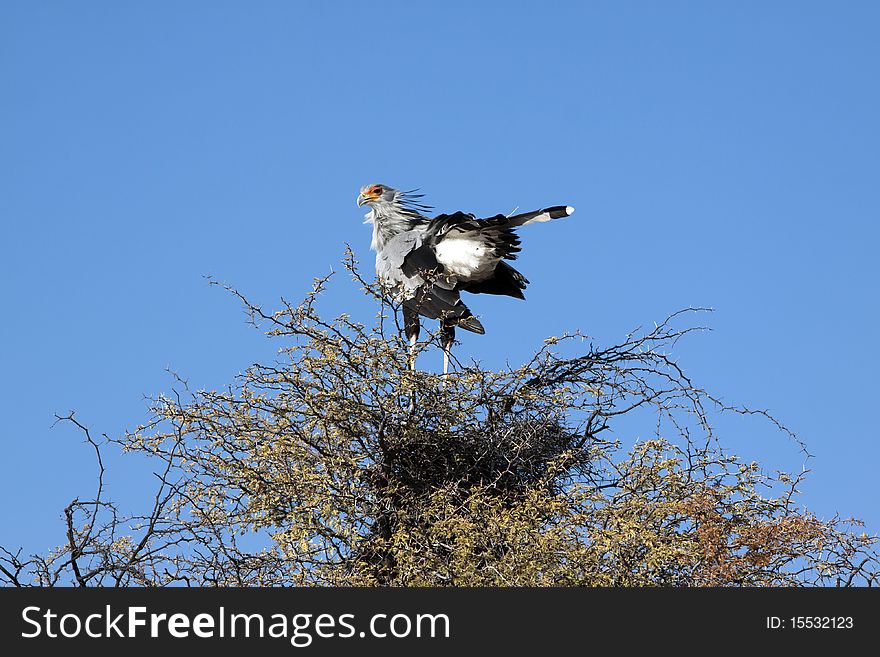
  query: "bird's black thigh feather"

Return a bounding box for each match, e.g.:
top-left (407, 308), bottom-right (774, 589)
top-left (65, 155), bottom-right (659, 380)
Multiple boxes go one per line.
top-left (402, 304), bottom-right (420, 342)
top-left (440, 321), bottom-right (455, 350)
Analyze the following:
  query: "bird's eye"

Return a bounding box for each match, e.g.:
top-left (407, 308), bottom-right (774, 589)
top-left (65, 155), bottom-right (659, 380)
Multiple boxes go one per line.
top-left (371, 186), bottom-right (382, 195)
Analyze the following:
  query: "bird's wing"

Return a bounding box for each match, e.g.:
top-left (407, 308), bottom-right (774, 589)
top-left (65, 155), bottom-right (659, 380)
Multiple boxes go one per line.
top-left (386, 225), bottom-right (483, 333)
top-left (410, 212), bottom-right (520, 283)
top-left (399, 224), bottom-right (459, 292)
top-left (380, 230), bottom-right (463, 310)
top-left (420, 207), bottom-right (575, 278)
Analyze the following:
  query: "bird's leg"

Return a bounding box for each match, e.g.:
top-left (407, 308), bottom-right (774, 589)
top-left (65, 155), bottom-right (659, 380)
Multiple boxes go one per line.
top-left (409, 333), bottom-right (418, 371)
top-left (440, 322), bottom-right (455, 384)
top-left (403, 305), bottom-right (421, 372)
top-left (402, 307), bottom-right (421, 412)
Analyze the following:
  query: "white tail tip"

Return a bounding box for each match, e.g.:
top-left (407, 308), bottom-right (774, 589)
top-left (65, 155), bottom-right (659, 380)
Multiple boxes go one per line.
top-left (565, 206), bottom-right (575, 215)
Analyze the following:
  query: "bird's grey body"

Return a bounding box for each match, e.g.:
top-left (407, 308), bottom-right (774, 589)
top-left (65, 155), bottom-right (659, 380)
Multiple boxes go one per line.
top-left (374, 230), bottom-right (426, 297)
top-left (357, 184), bottom-right (574, 374)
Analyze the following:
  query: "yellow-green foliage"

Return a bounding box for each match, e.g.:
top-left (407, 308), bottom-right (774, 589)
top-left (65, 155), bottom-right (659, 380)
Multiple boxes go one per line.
top-left (6, 260), bottom-right (876, 587)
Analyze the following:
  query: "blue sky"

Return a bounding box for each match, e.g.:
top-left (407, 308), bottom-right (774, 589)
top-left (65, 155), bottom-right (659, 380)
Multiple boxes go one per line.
top-left (2, 1), bottom-right (878, 555)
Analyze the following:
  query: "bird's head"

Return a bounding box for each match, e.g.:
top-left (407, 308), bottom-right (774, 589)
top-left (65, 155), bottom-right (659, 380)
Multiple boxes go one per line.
top-left (357, 183), bottom-right (395, 207)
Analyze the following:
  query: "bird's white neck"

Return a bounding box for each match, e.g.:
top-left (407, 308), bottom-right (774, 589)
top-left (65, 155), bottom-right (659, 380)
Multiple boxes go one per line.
top-left (365, 202), bottom-right (420, 252)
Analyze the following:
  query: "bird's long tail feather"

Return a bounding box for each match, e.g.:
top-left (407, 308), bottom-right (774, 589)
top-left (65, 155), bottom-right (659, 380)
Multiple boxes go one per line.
top-left (504, 205), bottom-right (575, 227)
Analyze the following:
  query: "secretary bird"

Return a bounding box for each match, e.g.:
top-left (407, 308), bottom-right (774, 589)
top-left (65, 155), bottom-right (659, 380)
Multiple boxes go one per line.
top-left (357, 183), bottom-right (574, 375)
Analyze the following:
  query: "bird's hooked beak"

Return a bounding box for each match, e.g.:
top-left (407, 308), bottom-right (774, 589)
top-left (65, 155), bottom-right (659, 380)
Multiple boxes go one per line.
top-left (356, 192), bottom-right (367, 207)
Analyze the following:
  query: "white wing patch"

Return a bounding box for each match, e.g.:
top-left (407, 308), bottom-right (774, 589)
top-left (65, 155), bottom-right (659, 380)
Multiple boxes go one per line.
top-left (435, 235), bottom-right (499, 281)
